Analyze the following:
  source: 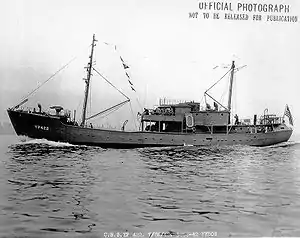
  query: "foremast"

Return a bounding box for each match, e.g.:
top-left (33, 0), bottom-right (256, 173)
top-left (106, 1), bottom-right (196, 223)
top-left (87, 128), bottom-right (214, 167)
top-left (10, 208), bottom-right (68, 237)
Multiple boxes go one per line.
top-left (81, 34), bottom-right (97, 127)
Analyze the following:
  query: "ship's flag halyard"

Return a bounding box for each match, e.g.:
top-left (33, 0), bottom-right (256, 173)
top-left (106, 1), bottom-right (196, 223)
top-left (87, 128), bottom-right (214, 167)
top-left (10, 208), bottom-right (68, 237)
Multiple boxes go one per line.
top-left (104, 42), bottom-right (136, 92)
top-left (126, 74), bottom-right (132, 82)
top-left (118, 54), bottom-right (137, 92)
top-left (284, 105), bottom-right (293, 126)
top-left (112, 43), bottom-right (143, 129)
top-left (120, 57), bottom-right (130, 69)
top-left (104, 42), bottom-right (143, 123)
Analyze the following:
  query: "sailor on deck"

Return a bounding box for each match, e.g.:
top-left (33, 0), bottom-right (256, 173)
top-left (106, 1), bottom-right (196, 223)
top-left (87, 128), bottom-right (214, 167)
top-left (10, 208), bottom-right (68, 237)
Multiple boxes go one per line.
top-left (213, 102), bottom-right (218, 111)
top-left (38, 103), bottom-right (42, 113)
top-left (143, 108), bottom-right (149, 115)
top-left (206, 103), bottom-right (211, 110)
top-left (234, 114), bottom-right (239, 125)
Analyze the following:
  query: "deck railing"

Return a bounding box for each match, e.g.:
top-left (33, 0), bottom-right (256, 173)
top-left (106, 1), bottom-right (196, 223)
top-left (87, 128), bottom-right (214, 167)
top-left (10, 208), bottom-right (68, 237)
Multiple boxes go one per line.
top-left (159, 98), bottom-right (193, 106)
top-left (16, 106), bottom-right (71, 118)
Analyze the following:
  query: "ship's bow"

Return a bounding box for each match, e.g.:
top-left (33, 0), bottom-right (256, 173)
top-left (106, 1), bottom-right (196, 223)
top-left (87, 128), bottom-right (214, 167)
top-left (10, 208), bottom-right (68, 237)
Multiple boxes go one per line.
top-left (7, 109), bottom-right (65, 141)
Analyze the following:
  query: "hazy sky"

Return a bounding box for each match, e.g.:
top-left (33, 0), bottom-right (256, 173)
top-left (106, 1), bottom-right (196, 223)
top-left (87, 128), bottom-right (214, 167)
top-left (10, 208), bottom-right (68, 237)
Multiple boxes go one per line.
top-left (1, 0), bottom-right (300, 131)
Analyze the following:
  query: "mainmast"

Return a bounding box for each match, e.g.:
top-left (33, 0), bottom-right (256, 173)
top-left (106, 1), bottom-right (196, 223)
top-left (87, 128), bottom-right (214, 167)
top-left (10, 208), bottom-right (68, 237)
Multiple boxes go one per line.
top-left (81, 34), bottom-right (97, 127)
top-left (227, 61), bottom-right (235, 112)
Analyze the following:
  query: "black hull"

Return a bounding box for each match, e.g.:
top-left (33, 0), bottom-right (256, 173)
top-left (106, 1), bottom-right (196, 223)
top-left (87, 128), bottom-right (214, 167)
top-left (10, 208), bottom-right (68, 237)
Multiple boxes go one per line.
top-left (7, 109), bottom-right (293, 148)
top-left (7, 109), bottom-right (65, 142)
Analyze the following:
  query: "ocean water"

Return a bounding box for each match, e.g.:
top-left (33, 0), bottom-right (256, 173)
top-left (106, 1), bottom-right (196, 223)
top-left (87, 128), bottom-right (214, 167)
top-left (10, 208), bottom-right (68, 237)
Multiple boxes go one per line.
top-left (0, 134), bottom-right (300, 238)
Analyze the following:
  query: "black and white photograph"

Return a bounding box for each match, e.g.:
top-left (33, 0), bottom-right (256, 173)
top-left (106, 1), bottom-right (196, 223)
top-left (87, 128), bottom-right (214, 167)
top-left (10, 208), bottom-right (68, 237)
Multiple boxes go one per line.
top-left (0, 0), bottom-right (299, 237)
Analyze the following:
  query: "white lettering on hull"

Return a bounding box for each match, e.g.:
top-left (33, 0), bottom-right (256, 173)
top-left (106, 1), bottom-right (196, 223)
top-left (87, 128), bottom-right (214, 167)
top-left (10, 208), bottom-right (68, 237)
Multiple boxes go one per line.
top-left (34, 125), bottom-right (50, 131)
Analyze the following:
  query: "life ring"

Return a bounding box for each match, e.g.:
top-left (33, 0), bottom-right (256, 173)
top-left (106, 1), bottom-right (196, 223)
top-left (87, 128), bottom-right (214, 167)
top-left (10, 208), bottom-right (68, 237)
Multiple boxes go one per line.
top-left (185, 114), bottom-right (194, 127)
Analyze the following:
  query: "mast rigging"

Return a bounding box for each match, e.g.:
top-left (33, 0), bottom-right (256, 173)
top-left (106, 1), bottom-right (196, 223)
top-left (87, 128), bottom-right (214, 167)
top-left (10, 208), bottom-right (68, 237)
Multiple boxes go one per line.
top-left (204, 61), bottom-right (245, 112)
top-left (81, 34), bottom-right (97, 126)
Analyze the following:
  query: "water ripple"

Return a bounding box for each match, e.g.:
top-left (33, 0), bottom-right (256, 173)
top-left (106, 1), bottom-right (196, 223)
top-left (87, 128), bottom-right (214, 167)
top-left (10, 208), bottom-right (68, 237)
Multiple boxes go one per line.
top-left (0, 137), bottom-right (300, 237)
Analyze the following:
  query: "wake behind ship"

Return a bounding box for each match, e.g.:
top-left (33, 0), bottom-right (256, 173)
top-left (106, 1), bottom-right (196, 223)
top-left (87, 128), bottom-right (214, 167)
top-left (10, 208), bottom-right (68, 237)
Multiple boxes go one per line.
top-left (7, 35), bottom-right (293, 148)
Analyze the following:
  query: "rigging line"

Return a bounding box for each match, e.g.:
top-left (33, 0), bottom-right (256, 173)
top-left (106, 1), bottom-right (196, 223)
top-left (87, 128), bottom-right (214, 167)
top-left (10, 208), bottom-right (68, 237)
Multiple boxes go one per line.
top-left (135, 97), bottom-right (143, 111)
top-left (86, 99), bottom-right (130, 121)
top-left (129, 101), bottom-right (138, 130)
top-left (199, 95), bottom-right (204, 109)
top-left (97, 105), bottom-right (123, 119)
top-left (89, 46), bottom-right (96, 117)
top-left (205, 93), bottom-right (228, 110)
top-left (204, 68), bottom-right (232, 94)
top-left (143, 84), bottom-right (148, 108)
top-left (89, 74), bottom-right (92, 117)
top-left (75, 99), bottom-right (83, 121)
top-left (88, 106), bottom-right (122, 121)
top-left (220, 73), bottom-right (230, 104)
top-left (87, 100), bottom-right (129, 121)
top-left (92, 105), bottom-right (123, 121)
top-left (19, 56), bottom-right (78, 103)
top-left (92, 67), bottom-right (130, 100)
top-left (15, 42), bottom-right (93, 107)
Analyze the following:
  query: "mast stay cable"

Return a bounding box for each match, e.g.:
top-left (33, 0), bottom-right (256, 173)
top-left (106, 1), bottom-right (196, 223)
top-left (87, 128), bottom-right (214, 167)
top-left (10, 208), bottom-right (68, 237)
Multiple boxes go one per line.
top-left (129, 101), bottom-right (138, 130)
top-left (13, 43), bottom-right (94, 109)
top-left (14, 56), bottom-right (78, 108)
top-left (204, 63), bottom-right (246, 111)
top-left (204, 68), bottom-right (232, 94)
top-left (86, 99), bottom-right (129, 121)
top-left (85, 67), bottom-right (131, 121)
top-left (93, 67), bottom-right (130, 100)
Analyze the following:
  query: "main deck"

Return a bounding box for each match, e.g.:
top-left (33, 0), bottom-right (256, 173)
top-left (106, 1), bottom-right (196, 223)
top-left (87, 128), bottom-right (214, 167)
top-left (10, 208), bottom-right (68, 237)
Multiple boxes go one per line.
top-left (7, 109), bottom-right (292, 148)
